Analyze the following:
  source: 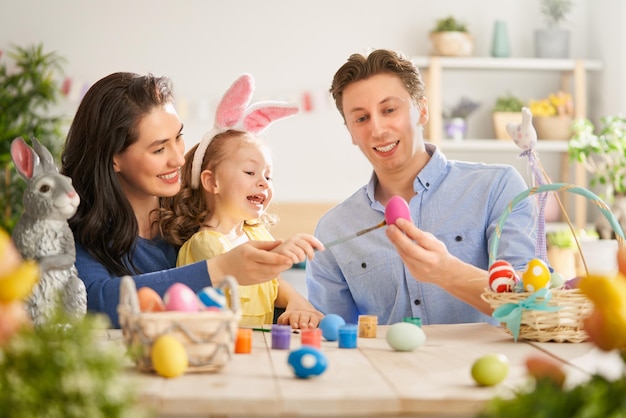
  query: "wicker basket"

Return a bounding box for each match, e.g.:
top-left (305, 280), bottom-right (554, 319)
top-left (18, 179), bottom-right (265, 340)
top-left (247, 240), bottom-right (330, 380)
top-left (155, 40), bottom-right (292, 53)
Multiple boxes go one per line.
top-left (118, 275), bottom-right (241, 373)
top-left (481, 183), bottom-right (625, 343)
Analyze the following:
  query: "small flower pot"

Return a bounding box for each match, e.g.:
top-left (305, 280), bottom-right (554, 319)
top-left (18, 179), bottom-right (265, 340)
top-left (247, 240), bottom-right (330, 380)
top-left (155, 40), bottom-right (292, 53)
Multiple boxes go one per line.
top-left (534, 116), bottom-right (573, 140)
top-left (429, 32), bottom-right (474, 57)
top-left (492, 111), bottom-right (523, 140)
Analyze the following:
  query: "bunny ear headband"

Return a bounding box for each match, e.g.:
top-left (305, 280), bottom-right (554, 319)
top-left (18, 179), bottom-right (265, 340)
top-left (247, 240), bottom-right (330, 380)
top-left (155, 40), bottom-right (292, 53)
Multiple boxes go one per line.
top-left (190, 74), bottom-right (299, 189)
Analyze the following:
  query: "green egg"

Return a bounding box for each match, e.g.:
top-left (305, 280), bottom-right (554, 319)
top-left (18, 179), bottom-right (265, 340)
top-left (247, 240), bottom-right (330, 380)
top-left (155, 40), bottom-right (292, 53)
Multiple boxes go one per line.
top-left (471, 353), bottom-right (510, 386)
top-left (385, 322), bottom-right (426, 351)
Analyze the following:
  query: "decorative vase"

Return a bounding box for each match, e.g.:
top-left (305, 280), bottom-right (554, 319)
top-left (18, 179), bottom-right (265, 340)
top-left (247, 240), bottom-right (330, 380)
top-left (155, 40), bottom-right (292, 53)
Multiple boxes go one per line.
top-left (491, 20), bottom-right (510, 58)
top-left (429, 32), bottom-right (474, 57)
top-left (534, 28), bottom-right (570, 59)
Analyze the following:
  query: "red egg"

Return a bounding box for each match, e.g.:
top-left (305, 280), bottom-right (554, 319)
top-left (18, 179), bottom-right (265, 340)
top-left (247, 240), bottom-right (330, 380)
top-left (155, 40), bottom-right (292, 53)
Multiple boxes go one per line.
top-left (488, 260), bottom-right (519, 293)
top-left (385, 196), bottom-right (411, 225)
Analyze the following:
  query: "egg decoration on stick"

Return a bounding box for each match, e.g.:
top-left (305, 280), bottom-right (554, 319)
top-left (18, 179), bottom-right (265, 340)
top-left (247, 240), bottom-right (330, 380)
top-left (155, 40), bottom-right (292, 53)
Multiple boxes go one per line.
top-left (488, 260), bottom-right (520, 293)
top-left (385, 195), bottom-right (412, 225)
top-left (323, 196), bottom-right (412, 248)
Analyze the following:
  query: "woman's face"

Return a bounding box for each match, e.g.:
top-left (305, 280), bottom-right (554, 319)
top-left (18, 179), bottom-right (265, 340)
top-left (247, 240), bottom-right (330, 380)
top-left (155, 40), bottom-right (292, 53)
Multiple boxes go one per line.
top-left (113, 103), bottom-right (185, 202)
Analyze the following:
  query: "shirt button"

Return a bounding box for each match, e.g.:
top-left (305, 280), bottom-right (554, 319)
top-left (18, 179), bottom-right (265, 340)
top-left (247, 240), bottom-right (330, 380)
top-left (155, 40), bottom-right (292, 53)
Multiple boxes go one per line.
top-left (361, 262), bottom-right (367, 269)
top-left (414, 299), bottom-right (421, 306)
top-left (425, 182), bottom-right (430, 187)
top-left (455, 235), bottom-right (462, 242)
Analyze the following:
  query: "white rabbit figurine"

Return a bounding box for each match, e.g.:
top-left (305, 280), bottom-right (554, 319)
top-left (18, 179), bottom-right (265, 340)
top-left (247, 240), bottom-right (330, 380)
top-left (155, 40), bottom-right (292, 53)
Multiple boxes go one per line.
top-left (10, 137), bottom-right (87, 325)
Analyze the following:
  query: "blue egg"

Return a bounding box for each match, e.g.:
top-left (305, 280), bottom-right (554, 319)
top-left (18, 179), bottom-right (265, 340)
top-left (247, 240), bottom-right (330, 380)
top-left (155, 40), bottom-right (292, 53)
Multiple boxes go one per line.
top-left (319, 314), bottom-right (346, 341)
top-left (197, 287), bottom-right (226, 309)
top-left (288, 346), bottom-right (328, 379)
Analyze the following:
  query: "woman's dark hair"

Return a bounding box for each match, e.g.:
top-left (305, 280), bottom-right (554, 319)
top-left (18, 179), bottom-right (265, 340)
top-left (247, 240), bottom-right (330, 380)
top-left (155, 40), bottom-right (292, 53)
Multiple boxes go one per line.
top-left (330, 49), bottom-right (426, 120)
top-left (61, 72), bottom-right (174, 276)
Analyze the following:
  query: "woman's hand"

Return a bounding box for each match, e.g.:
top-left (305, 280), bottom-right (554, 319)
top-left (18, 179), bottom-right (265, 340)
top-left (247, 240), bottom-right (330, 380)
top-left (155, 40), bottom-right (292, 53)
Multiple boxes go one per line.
top-left (207, 240), bottom-right (293, 286)
top-left (271, 234), bottom-right (324, 264)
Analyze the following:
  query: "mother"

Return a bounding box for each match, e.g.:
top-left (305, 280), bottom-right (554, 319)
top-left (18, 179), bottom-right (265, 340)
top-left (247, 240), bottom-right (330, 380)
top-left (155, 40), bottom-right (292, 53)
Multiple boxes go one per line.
top-left (61, 72), bottom-right (293, 327)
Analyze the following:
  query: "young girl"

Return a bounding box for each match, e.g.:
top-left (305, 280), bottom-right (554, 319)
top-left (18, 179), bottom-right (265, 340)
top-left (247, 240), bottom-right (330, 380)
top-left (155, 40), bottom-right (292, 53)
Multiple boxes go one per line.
top-left (160, 74), bottom-right (324, 328)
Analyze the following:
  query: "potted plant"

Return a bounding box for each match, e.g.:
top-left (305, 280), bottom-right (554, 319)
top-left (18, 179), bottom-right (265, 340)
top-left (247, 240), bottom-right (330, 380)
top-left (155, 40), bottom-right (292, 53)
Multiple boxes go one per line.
top-left (429, 16), bottom-right (474, 57)
top-left (0, 43), bottom-right (67, 233)
top-left (528, 90), bottom-right (574, 140)
top-left (535, 0), bottom-right (574, 58)
top-left (568, 115), bottom-right (626, 238)
top-left (492, 93), bottom-right (525, 140)
top-left (442, 96), bottom-right (480, 140)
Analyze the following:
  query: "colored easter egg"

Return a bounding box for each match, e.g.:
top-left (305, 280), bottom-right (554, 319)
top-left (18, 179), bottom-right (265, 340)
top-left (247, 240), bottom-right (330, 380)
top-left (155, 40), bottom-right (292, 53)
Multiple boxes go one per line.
top-left (319, 313), bottom-right (346, 341)
top-left (197, 287), bottom-right (226, 309)
top-left (385, 322), bottom-right (427, 352)
top-left (151, 334), bottom-right (188, 378)
top-left (471, 353), bottom-right (509, 386)
top-left (488, 260), bottom-right (519, 293)
top-left (164, 283), bottom-right (200, 312)
top-left (287, 346), bottom-right (328, 379)
top-left (137, 287), bottom-right (165, 312)
top-left (522, 258), bottom-right (551, 292)
top-left (385, 196), bottom-right (411, 225)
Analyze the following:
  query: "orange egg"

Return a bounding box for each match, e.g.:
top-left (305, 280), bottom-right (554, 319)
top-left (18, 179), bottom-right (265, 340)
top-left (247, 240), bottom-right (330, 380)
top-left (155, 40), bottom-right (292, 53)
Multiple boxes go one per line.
top-left (137, 287), bottom-right (165, 312)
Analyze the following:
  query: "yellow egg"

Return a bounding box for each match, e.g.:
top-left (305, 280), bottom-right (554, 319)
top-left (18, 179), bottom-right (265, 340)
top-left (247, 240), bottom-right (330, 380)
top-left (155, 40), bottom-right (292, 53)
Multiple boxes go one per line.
top-left (0, 228), bottom-right (22, 278)
top-left (151, 335), bottom-right (188, 378)
top-left (522, 258), bottom-right (551, 292)
top-left (0, 260), bottom-right (40, 303)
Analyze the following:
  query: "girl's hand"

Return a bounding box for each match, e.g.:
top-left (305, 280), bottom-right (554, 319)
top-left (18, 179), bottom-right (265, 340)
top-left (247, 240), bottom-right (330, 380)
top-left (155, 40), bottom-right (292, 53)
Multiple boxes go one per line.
top-left (276, 308), bottom-right (324, 329)
top-left (272, 234), bottom-right (324, 264)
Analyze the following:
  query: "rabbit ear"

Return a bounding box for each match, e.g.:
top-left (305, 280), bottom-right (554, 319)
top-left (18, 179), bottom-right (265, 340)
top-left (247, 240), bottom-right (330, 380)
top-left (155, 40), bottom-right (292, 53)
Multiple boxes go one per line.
top-left (10, 137), bottom-right (40, 181)
top-left (214, 74), bottom-right (254, 129)
top-left (241, 102), bottom-right (299, 134)
top-left (31, 137), bottom-right (59, 173)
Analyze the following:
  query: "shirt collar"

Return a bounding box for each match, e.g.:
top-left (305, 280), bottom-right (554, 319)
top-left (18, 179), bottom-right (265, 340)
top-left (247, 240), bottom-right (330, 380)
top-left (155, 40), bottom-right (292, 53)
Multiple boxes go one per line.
top-left (365, 142), bottom-right (449, 208)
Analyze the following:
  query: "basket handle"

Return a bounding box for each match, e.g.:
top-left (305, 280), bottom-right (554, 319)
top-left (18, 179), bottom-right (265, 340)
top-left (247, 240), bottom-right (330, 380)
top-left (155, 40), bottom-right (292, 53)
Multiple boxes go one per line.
top-left (217, 275), bottom-right (241, 316)
top-left (489, 183), bottom-right (626, 267)
top-left (119, 275), bottom-right (140, 315)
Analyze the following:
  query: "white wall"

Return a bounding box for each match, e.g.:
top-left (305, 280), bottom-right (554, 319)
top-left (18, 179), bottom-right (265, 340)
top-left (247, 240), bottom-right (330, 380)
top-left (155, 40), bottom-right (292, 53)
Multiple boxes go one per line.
top-left (2, 0), bottom-right (618, 204)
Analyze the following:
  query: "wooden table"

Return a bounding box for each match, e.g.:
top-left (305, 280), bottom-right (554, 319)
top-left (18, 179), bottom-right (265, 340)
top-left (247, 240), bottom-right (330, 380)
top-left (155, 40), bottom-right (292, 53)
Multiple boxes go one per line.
top-left (99, 323), bottom-right (624, 418)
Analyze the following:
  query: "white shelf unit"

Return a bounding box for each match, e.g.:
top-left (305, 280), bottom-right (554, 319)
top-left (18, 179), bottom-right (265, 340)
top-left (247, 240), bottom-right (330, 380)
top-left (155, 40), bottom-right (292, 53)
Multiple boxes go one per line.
top-left (413, 56), bottom-right (603, 229)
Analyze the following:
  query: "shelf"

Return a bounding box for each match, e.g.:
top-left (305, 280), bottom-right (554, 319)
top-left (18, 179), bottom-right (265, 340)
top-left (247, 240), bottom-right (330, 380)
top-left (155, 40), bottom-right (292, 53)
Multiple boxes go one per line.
top-left (411, 56), bottom-right (603, 72)
top-left (438, 139), bottom-right (570, 153)
top-left (415, 56), bottom-right (602, 230)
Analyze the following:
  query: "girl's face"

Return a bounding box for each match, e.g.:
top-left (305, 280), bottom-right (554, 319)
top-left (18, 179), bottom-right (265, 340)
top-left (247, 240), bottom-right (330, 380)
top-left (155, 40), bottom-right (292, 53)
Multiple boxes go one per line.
top-left (341, 73), bottom-right (428, 175)
top-left (112, 103), bottom-right (185, 202)
top-left (204, 140), bottom-right (274, 224)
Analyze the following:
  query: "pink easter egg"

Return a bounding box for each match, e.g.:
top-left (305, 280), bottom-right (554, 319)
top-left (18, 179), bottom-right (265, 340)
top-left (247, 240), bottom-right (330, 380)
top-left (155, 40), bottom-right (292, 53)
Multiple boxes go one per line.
top-left (164, 283), bottom-right (200, 312)
top-left (385, 196), bottom-right (411, 225)
top-left (488, 260), bottom-right (519, 293)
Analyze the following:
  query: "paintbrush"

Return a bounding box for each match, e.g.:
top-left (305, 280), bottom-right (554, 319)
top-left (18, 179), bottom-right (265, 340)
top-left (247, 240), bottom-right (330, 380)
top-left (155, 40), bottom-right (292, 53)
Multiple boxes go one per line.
top-left (322, 195), bottom-right (412, 248)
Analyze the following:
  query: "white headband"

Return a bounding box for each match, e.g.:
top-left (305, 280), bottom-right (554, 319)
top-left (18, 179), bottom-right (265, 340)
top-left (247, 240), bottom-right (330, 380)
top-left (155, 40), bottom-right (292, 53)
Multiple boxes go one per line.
top-left (190, 74), bottom-right (299, 189)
